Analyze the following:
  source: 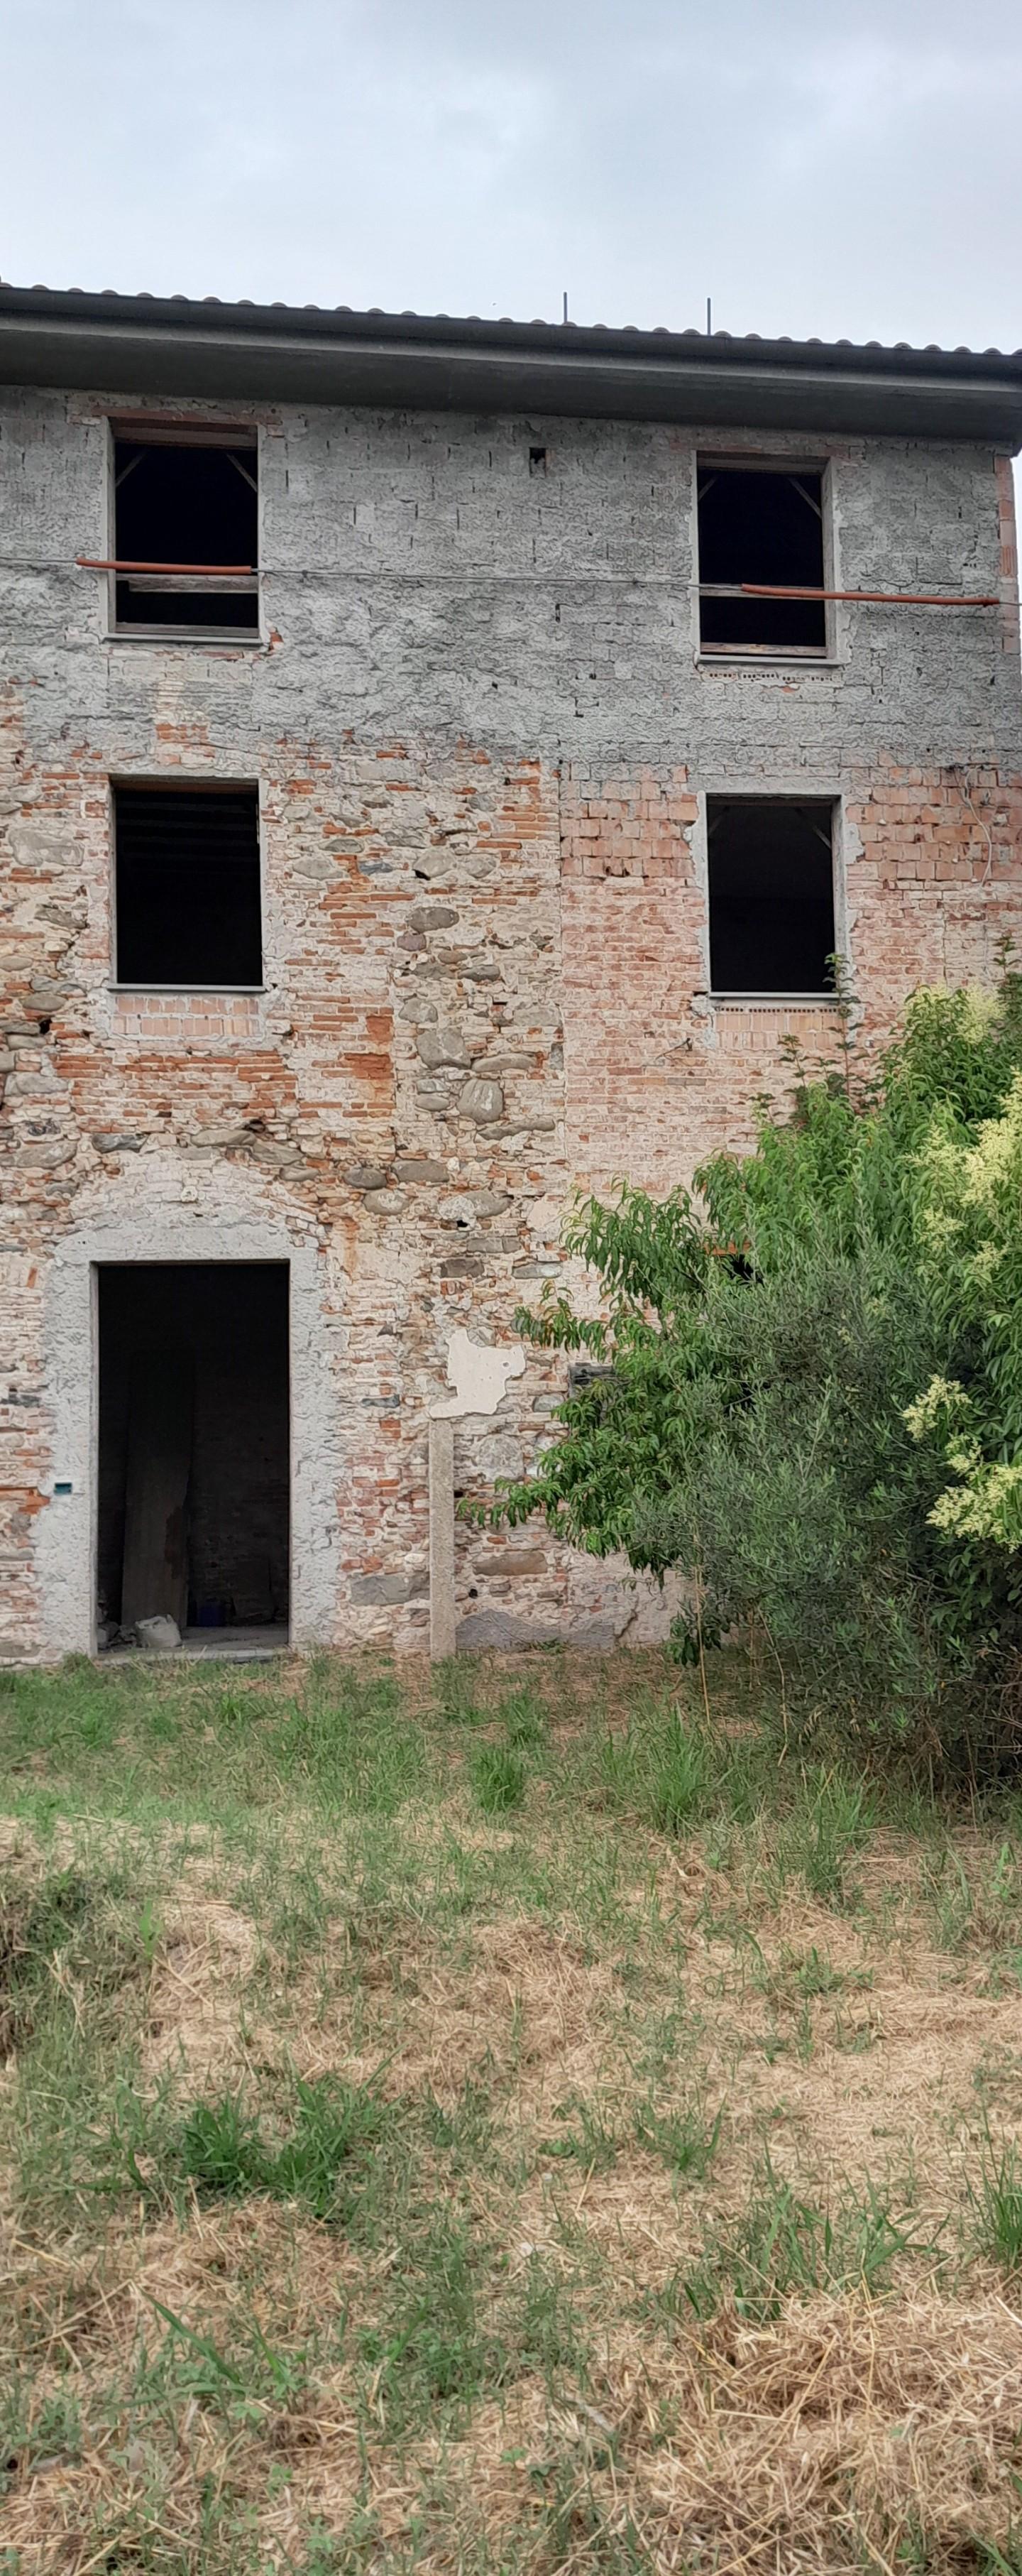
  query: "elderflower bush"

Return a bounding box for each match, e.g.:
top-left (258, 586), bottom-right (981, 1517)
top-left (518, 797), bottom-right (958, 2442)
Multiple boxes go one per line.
top-left (466, 973), bottom-right (1022, 1772)
top-left (905, 1071), bottom-right (1022, 1554)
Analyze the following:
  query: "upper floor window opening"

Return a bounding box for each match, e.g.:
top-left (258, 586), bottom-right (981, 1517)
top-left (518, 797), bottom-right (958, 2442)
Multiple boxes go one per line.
top-left (698, 460), bottom-right (827, 657)
top-left (111, 424), bottom-right (258, 634)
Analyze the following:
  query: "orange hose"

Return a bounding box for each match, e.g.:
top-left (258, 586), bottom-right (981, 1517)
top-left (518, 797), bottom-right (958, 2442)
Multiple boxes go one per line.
top-left (738, 582), bottom-right (999, 606)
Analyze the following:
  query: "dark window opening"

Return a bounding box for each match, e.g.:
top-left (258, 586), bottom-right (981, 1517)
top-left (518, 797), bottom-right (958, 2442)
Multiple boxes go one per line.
top-left (529, 445), bottom-right (547, 474)
top-left (698, 464), bottom-right (826, 654)
top-left (113, 432), bottom-right (258, 630)
top-left (708, 798), bottom-right (836, 994)
top-left (568, 1362), bottom-right (616, 1395)
top-left (97, 1263), bottom-right (290, 1645)
top-left (114, 783), bottom-right (262, 988)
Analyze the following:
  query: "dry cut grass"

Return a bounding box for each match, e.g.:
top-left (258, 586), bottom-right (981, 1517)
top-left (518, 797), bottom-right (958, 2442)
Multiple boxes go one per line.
top-left (4, 1648), bottom-right (1022, 2571)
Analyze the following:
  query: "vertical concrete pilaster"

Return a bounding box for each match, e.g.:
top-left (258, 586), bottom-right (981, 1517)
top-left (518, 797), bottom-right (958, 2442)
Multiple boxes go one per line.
top-left (429, 1416), bottom-right (456, 1661)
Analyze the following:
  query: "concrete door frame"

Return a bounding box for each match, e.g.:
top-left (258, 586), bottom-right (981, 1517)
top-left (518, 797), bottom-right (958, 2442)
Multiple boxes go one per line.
top-left (38, 1188), bottom-right (339, 1657)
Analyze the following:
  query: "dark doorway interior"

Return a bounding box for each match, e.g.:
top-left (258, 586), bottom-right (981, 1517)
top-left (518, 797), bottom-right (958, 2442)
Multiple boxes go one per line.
top-left (97, 1264), bottom-right (290, 1642)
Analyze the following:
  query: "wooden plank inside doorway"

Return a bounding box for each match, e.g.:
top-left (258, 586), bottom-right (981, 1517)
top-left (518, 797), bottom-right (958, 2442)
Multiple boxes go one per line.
top-left (121, 1349), bottom-right (194, 1630)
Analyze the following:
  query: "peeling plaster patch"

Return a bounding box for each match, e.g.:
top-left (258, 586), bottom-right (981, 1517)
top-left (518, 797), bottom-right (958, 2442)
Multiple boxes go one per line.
top-left (432, 1328), bottom-right (527, 1419)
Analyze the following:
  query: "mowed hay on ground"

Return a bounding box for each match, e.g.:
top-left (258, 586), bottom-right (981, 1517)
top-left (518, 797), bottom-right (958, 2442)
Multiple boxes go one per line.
top-left (4, 1651), bottom-right (1022, 2570)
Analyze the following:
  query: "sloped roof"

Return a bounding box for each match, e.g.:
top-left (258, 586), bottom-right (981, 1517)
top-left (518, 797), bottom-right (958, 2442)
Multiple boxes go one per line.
top-left (1, 283), bottom-right (1021, 442)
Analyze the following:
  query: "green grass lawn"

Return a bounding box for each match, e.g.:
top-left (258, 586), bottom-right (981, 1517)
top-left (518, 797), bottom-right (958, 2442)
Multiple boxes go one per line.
top-left (4, 1648), bottom-right (1022, 2570)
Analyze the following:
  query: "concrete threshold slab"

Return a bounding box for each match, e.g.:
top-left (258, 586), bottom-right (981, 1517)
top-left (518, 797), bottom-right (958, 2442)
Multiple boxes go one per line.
top-left (99, 1625), bottom-right (290, 1664)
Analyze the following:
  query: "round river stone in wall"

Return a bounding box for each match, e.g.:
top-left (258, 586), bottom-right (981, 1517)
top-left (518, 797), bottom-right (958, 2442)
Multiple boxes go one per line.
top-left (458, 1076), bottom-right (504, 1123)
top-left (407, 904), bottom-right (459, 931)
top-left (417, 1027), bottom-right (471, 1070)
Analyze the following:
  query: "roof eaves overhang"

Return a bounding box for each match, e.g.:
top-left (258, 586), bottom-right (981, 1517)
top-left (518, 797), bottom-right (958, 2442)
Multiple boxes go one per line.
top-left (1, 301), bottom-right (1021, 445)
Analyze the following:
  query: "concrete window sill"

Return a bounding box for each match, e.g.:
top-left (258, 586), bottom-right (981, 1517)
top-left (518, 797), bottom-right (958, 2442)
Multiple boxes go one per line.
top-left (110, 985), bottom-right (265, 998)
top-left (695, 652), bottom-right (842, 672)
top-left (709, 991), bottom-right (842, 1008)
top-left (106, 629), bottom-right (268, 650)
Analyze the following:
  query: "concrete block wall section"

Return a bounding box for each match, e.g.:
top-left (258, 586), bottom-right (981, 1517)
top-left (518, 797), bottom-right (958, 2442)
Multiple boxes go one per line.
top-left (1, 387), bottom-right (1021, 1657)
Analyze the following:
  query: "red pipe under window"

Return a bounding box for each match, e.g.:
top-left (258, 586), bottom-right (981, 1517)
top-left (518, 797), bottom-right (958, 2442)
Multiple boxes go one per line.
top-left (737, 582), bottom-right (999, 606)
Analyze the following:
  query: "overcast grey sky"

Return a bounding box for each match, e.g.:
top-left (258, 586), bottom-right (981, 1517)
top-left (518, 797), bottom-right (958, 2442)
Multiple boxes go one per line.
top-left (2, 0), bottom-right (1021, 353)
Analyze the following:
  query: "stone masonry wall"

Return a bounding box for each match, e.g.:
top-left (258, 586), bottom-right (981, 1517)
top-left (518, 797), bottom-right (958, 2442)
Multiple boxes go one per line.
top-left (1, 386), bottom-right (1021, 1656)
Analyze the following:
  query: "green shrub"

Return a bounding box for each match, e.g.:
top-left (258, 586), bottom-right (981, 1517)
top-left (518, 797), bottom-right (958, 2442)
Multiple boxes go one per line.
top-left (467, 975), bottom-right (1022, 1777)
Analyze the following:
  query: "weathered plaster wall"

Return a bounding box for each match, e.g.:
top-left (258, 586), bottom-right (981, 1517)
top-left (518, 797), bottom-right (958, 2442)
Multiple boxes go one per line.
top-left (1, 388), bottom-right (1021, 1655)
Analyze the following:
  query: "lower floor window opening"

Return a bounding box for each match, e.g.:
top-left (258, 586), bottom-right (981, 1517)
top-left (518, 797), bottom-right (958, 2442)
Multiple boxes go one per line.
top-left (97, 1262), bottom-right (290, 1652)
top-left (707, 796), bottom-right (837, 995)
top-left (113, 782), bottom-right (263, 990)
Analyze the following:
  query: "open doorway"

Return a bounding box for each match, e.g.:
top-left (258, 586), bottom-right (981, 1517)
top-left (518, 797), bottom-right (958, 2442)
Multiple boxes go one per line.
top-left (97, 1263), bottom-right (290, 1649)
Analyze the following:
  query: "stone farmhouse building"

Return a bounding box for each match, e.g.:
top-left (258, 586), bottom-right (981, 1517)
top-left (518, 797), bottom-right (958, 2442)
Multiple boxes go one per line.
top-left (1, 285), bottom-right (1021, 1659)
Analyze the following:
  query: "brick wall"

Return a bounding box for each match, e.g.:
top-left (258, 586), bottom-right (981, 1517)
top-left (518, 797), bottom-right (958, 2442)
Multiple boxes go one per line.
top-left (559, 757), bottom-right (1022, 1188)
top-left (1, 391), bottom-right (1021, 1656)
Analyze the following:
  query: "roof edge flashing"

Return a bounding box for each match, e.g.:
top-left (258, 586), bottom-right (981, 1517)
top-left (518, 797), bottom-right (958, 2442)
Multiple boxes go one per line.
top-left (1, 293), bottom-right (1021, 445)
